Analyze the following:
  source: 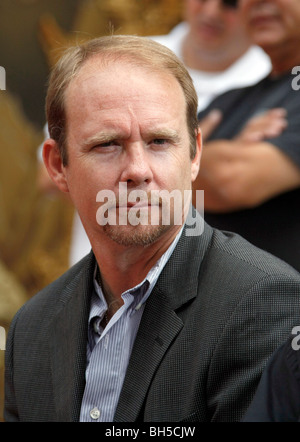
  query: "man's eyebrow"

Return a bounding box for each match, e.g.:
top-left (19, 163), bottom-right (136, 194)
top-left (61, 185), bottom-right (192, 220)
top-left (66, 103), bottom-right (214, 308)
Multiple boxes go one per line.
top-left (145, 128), bottom-right (181, 142)
top-left (82, 131), bottom-right (119, 148)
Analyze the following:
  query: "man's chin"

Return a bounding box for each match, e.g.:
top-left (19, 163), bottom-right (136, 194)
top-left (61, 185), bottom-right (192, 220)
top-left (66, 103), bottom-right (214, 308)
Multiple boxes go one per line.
top-left (102, 224), bottom-right (170, 247)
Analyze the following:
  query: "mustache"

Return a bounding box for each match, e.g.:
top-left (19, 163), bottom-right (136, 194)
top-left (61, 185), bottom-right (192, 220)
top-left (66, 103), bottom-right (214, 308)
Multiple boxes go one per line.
top-left (115, 190), bottom-right (162, 207)
top-left (248, 2), bottom-right (280, 20)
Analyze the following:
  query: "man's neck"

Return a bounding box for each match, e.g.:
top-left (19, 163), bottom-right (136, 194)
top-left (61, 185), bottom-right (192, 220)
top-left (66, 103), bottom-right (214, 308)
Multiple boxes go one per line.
top-left (262, 41), bottom-right (300, 76)
top-left (268, 47), bottom-right (300, 77)
top-left (92, 225), bottom-right (181, 302)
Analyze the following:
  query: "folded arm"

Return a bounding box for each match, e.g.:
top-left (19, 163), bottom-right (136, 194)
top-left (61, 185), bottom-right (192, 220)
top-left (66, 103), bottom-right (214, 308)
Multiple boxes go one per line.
top-left (194, 109), bottom-right (300, 212)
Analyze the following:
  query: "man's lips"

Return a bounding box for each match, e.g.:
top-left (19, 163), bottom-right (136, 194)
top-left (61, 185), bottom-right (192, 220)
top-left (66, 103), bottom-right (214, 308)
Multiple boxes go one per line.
top-left (249, 14), bottom-right (278, 27)
top-left (248, 3), bottom-right (280, 29)
top-left (117, 202), bottom-right (159, 209)
top-left (197, 22), bottom-right (223, 38)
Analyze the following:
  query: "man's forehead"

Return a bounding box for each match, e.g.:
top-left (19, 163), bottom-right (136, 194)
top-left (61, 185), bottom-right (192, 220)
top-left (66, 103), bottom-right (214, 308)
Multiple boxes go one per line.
top-left (67, 54), bottom-right (179, 93)
top-left (65, 56), bottom-right (186, 114)
top-left (64, 56), bottom-right (189, 140)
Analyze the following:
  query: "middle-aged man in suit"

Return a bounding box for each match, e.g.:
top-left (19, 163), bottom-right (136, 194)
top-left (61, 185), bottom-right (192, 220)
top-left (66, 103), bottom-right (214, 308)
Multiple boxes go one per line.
top-left (4, 35), bottom-right (300, 422)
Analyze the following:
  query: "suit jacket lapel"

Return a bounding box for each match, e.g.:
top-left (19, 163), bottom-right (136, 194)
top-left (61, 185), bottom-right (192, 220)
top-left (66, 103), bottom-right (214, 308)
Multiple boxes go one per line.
top-left (49, 252), bottom-right (95, 421)
top-left (115, 212), bottom-right (213, 422)
top-left (114, 284), bottom-right (184, 422)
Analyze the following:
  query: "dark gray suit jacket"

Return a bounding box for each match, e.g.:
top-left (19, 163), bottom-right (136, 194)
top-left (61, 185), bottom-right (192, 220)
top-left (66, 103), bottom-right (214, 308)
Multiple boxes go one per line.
top-left (4, 219), bottom-right (300, 422)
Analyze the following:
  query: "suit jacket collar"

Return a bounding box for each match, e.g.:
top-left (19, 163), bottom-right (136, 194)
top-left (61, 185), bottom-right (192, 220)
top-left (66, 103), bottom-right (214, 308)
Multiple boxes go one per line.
top-left (155, 210), bottom-right (211, 310)
top-left (49, 251), bottom-right (96, 421)
top-left (114, 211), bottom-right (213, 421)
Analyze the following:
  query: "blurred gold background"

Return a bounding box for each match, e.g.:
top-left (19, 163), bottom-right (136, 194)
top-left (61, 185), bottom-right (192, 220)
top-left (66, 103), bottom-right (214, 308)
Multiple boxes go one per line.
top-left (0, 0), bottom-right (183, 420)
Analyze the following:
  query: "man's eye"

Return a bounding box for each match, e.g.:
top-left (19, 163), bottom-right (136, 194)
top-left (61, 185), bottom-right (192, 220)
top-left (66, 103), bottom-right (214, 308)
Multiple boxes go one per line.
top-left (152, 139), bottom-right (167, 145)
top-left (99, 141), bottom-right (114, 147)
top-left (94, 141), bottom-right (117, 149)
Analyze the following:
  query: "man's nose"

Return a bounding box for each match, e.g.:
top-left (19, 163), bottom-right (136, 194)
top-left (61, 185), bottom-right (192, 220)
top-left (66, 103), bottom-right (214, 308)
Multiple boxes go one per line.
top-left (202, 0), bottom-right (223, 17)
top-left (119, 143), bottom-right (153, 187)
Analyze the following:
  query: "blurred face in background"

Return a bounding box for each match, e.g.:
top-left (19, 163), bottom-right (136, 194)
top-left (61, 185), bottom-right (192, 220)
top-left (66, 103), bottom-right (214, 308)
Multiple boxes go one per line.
top-left (240, 0), bottom-right (300, 51)
top-left (184, 0), bottom-right (246, 53)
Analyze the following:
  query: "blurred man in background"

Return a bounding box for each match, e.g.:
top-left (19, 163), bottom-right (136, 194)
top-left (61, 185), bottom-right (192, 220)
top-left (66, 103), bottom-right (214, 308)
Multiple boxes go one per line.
top-left (152, 0), bottom-right (271, 111)
top-left (194, 0), bottom-right (300, 272)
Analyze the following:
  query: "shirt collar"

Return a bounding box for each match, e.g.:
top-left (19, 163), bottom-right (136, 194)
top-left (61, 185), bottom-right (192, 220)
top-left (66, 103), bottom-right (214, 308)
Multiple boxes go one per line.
top-left (91, 226), bottom-right (184, 318)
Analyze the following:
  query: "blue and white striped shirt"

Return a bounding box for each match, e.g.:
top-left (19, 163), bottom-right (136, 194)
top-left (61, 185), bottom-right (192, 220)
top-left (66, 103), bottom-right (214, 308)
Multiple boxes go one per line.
top-left (79, 228), bottom-right (183, 422)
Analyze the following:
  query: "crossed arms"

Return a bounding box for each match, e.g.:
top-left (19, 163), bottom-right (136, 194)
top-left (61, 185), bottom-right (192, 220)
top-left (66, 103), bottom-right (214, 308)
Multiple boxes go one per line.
top-left (193, 109), bottom-right (300, 212)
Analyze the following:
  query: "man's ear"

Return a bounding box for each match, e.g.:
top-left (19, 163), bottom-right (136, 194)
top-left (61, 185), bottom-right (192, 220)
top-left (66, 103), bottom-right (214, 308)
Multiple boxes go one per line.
top-left (191, 128), bottom-right (202, 182)
top-left (42, 139), bottom-right (69, 193)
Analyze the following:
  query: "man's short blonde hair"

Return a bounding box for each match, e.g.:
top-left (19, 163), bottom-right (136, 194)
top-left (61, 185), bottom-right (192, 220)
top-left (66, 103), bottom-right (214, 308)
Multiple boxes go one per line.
top-left (46, 35), bottom-right (199, 165)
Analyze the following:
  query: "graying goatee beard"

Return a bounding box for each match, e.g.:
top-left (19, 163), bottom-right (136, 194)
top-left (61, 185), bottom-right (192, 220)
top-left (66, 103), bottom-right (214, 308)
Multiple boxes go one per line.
top-left (103, 224), bottom-right (168, 247)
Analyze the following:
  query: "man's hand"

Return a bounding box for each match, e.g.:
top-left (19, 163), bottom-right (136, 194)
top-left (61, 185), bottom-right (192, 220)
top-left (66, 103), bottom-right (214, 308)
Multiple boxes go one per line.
top-left (199, 109), bottom-right (223, 141)
top-left (235, 108), bottom-right (287, 143)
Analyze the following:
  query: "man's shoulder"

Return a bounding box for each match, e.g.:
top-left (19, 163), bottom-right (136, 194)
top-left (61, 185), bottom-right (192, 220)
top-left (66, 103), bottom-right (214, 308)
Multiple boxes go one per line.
top-left (207, 227), bottom-right (300, 282)
top-left (198, 82), bottom-right (259, 120)
top-left (16, 252), bottom-right (94, 317)
top-left (179, 218), bottom-right (300, 286)
top-left (199, 70), bottom-right (297, 121)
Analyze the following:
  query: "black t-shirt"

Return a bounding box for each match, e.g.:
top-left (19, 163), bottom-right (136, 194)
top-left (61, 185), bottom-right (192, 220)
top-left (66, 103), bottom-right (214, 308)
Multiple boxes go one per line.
top-left (198, 72), bottom-right (300, 271)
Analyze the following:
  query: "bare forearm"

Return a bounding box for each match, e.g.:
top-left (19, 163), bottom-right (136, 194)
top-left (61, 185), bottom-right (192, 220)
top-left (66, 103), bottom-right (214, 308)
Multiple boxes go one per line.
top-left (193, 140), bottom-right (300, 212)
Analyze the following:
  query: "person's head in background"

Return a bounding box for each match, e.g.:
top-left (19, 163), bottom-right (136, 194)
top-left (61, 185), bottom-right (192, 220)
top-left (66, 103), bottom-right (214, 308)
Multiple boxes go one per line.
top-left (240, 0), bottom-right (300, 74)
top-left (182, 0), bottom-right (250, 71)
